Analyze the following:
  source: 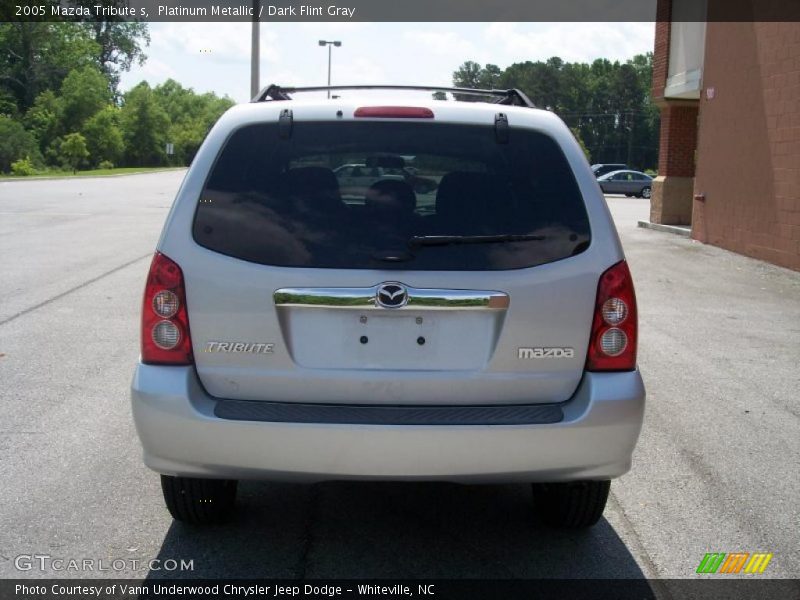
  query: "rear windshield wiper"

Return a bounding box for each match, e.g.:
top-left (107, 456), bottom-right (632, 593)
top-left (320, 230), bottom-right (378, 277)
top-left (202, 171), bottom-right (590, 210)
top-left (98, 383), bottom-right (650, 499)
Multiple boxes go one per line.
top-left (408, 234), bottom-right (546, 248)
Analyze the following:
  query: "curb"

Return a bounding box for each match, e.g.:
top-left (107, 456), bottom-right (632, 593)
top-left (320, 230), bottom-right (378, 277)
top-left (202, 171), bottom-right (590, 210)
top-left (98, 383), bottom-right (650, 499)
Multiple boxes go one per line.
top-left (0, 168), bottom-right (186, 183)
top-left (637, 221), bottom-right (692, 238)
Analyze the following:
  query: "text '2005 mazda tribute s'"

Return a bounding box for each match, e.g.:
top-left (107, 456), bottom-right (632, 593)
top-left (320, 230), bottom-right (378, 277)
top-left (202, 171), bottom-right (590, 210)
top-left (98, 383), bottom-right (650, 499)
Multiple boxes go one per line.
top-left (131, 85), bottom-right (645, 528)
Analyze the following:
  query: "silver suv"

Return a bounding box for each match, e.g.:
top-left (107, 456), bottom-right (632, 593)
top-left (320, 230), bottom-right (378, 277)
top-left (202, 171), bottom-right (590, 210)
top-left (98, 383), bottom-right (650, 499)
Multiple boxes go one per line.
top-left (131, 85), bottom-right (645, 528)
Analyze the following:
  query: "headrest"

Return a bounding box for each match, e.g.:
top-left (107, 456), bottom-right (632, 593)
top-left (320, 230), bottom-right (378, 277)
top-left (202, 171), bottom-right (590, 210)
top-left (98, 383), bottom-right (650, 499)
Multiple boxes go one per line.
top-left (282, 167), bottom-right (343, 215)
top-left (366, 179), bottom-right (417, 213)
top-left (435, 171), bottom-right (498, 221)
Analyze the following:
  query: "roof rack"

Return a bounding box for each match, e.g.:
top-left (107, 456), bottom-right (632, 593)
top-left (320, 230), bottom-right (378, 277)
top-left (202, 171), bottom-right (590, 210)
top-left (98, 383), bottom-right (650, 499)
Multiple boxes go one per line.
top-left (252, 84), bottom-right (535, 108)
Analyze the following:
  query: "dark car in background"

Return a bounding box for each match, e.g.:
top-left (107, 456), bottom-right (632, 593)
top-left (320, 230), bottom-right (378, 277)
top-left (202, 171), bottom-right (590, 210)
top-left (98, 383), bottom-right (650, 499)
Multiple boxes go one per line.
top-left (591, 163), bottom-right (629, 178)
top-left (598, 170), bottom-right (653, 199)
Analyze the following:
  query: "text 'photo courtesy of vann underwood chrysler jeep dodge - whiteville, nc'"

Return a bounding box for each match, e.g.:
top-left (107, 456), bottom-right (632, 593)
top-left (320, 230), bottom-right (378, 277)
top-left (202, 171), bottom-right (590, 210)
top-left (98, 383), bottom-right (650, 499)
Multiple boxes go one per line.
top-left (131, 84), bottom-right (645, 528)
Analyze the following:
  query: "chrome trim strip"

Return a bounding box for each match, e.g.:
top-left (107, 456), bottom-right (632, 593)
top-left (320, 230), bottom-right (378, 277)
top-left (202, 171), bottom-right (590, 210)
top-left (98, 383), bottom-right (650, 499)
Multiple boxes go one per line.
top-left (274, 285), bottom-right (509, 310)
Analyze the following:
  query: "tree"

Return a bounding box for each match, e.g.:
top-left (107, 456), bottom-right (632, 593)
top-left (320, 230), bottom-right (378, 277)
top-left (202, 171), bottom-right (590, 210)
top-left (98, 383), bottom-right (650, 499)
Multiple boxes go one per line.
top-left (121, 82), bottom-right (169, 166)
top-left (459, 53), bottom-right (660, 170)
top-left (167, 120), bottom-right (207, 165)
top-left (0, 115), bottom-right (40, 172)
top-left (571, 128), bottom-right (591, 162)
top-left (453, 62), bottom-right (503, 91)
top-left (60, 132), bottom-right (89, 173)
top-left (82, 106), bottom-right (124, 166)
top-left (153, 79), bottom-right (233, 164)
top-left (481, 64), bottom-right (502, 88)
top-left (0, 22), bottom-right (100, 113)
top-left (0, 18), bottom-right (148, 110)
top-left (24, 90), bottom-right (62, 155)
top-left (0, 89), bottom-right (17, 117)
top-left (452, 61), bottom-right (483, 88)
top-left (79, 16), bottom-right (150, 94)
top-left (60, 66), bottom-right (113, 133)
top-left (452, 62), bottom-right (506, 102)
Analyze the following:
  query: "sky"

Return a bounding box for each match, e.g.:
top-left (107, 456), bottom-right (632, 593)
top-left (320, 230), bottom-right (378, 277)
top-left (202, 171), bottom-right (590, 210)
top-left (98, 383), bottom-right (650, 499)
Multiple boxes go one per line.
top-left (119, 22), bottom-right (655, 103)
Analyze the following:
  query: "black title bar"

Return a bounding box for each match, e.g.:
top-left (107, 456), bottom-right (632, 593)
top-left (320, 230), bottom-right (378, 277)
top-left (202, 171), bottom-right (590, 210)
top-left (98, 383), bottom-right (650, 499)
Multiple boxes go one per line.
top-left (3, 0), bottom-right (800, 22)
top-left (4, 579), bottom-right (800, 600)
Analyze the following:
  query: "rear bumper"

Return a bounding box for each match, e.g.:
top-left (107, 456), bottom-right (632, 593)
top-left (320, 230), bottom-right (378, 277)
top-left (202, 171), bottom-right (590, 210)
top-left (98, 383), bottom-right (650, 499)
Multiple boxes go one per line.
top-left (130, 365), bottom-right (645, 483)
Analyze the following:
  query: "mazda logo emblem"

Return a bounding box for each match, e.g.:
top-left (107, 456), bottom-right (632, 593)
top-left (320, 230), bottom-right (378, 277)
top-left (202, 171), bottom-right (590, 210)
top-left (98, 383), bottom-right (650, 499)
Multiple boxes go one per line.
top-left (376, 283), bottom-right (408, 308)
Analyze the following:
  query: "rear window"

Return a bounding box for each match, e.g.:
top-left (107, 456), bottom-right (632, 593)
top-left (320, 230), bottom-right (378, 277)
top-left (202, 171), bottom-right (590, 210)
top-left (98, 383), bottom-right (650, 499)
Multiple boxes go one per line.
top-left (193, 121), bottom-right (590, 270)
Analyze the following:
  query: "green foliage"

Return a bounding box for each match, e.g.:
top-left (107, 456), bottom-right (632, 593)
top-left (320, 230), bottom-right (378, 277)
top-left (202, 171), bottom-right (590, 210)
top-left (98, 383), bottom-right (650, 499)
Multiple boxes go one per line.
top-left (60, 66), bottom-right (113, 133)
top-left (11, 156), bottom-right (36, 176)
top-left (0, 89), bottom-right (18, 117)
top-left (0, 22), bottom-right (101, 112)
top-left (24, 90), bottom-right (62, 154)
top-left (44, 136), bottom-right (64, 168)
top-left (120, 82), bottom-right (170, 166)
top-left (79, 18), bottom-right (151, 95)
top-left (452, 61), bottom-right (482, 88)
top-left (571, 128), bottom-right (591, 162)
top-left (0, 115), bottom-right (41, 172)
top-left (60, 132), bottom-right (89, 173)
top-left (0, 21), bottom-right (230, 171)
top-left (452, 61), bottom-right (503, 102)
top-left (98, 160), bottom-right (115, 170)
top-left (82, 106), bottom-right (124, 166)
top-left (153, 79), bottom-right (234, 163)
top-left (0, 18), bottom-right (150, 113)
top-left (453, 53), bottom-right (659, 170)
top-left (4, 72), bottom-right (231, 172)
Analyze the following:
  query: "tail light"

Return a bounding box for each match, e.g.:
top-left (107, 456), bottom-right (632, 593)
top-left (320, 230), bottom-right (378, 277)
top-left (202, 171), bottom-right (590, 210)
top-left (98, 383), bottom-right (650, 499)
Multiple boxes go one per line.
top-left (586, 261), bottom-right (637, 371)
top-left (141, 252), bottom-right (193, 365)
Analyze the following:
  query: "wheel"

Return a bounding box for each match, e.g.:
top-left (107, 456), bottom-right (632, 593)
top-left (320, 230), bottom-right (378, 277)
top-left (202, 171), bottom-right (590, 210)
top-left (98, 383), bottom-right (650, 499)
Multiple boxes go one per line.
top-left (642, 187), bottom-right (652, 199)
top-left (532, 480), bottom-right (610, 529)
top-left (160, 475), bottom-right (238, 524)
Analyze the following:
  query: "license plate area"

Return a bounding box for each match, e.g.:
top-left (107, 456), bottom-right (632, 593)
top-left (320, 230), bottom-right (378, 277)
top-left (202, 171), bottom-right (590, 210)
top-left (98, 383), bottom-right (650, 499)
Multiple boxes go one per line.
top-left (282, 309), bottom-right (499, 370)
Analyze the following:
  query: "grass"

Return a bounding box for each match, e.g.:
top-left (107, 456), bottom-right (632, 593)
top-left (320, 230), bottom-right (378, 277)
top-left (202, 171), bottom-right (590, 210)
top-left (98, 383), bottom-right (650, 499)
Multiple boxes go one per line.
top-left (0, 166), bottom-right (183, 180)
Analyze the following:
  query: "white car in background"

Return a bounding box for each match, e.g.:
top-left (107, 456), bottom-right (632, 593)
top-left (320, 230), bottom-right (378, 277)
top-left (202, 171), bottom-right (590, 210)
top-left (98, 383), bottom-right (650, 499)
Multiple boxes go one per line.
top-left (333, 163), bottom-right (405, 198)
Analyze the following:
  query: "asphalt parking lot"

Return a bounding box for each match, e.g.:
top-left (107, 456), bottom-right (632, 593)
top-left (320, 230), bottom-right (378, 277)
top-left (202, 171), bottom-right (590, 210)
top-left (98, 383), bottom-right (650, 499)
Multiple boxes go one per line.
top-left (0, 172), bottom-right (798, 581)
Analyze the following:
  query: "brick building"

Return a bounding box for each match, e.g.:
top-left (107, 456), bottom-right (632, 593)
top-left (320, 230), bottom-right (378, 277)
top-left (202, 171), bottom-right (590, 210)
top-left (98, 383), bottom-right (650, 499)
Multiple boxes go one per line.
top-left (651, 0), bottom-right (800, 270)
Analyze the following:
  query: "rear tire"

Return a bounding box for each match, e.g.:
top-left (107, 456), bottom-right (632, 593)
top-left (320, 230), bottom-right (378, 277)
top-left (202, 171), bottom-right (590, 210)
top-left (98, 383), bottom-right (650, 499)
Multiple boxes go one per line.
top-left (161, 475), bottom-right (237, 524)
top-left (642, 187), bottom-right (652, 199)
top-left (532, 480), bottom-right (610, 529)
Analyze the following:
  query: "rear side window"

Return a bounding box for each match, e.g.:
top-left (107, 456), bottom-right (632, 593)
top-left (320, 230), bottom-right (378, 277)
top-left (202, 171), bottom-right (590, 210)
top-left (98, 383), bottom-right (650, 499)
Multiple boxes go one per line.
top-left (193, 121), bottom-right (590, 270)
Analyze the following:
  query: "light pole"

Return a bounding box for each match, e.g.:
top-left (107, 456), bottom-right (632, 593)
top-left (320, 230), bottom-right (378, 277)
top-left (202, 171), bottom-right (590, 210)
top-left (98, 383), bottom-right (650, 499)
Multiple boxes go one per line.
top-left (318, 40), bottom-right (341, 98)
top-left (251, 0), bottom-right (260, 98)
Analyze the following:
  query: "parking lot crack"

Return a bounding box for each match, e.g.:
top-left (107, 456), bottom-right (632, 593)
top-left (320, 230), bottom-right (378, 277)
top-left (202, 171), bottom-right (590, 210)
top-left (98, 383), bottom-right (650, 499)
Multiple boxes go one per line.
top-left (293, 484), bottom-right (322, 579)
top-left (0, 253), bottom-right (152, 327)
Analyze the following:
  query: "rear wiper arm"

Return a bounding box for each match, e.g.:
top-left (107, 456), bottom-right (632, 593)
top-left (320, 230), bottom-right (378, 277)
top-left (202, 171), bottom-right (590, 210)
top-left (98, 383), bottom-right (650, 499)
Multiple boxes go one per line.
top-left (409, 233), bottom-right (546, 248)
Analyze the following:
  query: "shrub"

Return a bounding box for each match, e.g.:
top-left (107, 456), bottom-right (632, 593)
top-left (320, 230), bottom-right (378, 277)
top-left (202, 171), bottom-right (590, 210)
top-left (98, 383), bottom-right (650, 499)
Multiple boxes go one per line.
top-left (60, 132), bottom-right (89, 173)
top-left (98, 160), bottom-right (114, 170)
top-left (82, 107), bottom-right (124, 167)
top-left (121, 83), bottom-right (169, 166)
top-left (10, 156), bottom-right (36, 176)
top-left (0, 116), bottom-right (41, 172)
